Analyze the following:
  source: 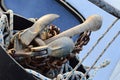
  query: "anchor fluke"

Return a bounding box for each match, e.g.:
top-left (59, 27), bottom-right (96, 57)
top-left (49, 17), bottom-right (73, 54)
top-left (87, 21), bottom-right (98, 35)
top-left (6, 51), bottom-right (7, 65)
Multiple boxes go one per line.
top-left (19, 14), bottom-right (59, 45)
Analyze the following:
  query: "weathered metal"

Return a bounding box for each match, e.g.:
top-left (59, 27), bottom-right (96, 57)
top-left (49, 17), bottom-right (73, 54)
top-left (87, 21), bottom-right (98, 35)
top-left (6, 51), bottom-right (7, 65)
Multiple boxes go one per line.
top-left (72, 31), bottom-right (91, 54)
top-left (88, 0), bottom-right (120, 18)
top-left (0, 9), bottom-right (105, 80)
top-left (19, 14), bottom-right (59, 45)
top-left (31, 37), bottom-right (74, 58)
top-left (64, 18), bottom-right (119, 80)
top-left (45, 14), bottom-right (102, 44)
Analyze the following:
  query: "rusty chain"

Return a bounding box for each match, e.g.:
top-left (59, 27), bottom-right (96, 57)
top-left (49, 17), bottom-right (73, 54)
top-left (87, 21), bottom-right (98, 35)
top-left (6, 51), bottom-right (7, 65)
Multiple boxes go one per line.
top-left (10, 24), bottom-right (91, 78)
top-left (5, 15), bottom-right (91, 79)
top-left (72, 31), bottom-right (91, 54)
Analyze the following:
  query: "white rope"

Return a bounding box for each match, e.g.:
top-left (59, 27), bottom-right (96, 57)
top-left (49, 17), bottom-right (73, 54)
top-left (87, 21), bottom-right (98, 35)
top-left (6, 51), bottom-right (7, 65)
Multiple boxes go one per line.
top-left (65, 18), bottom-right (119, 80)
top-left (87, 59), bottom-right (110, 80)
top-left (1, 10), bottom-right (14, 48)
top-left (0, 13), bottom-right (8, 47)
top-left (83, 31), bottom-right (120, 79)
top-left (7, 10), bottom-right (14, 38)
top-left (63, 71), bottom-right (86, 80)
top-left (25, 68), bottom-right (51, 80)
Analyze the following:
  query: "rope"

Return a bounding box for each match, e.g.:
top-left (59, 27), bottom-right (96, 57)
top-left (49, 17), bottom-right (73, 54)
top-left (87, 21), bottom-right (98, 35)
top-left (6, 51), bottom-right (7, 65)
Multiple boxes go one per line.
top-left (7, 10), bottom-right (13, 38)
top-left (83, 31), bottom-right (120, 79)
top-left (65, 18), bottom-right (119, 80)
top-left (0, 13), bottom-right (9, 47)
top-left (25, 69), bottom-right (51, 80)
top-left (87, 59), bottom-right (110, 80)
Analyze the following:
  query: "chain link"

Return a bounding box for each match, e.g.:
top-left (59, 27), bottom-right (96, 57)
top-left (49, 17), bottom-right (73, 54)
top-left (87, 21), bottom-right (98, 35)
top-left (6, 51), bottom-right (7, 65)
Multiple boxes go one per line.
top-left (72, 31), bottom-right (91, 54)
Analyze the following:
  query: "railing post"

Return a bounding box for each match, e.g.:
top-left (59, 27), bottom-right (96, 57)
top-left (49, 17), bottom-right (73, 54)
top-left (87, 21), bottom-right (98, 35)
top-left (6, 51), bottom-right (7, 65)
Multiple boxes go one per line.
top-left (88, 0), bottom-right (120, 18)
